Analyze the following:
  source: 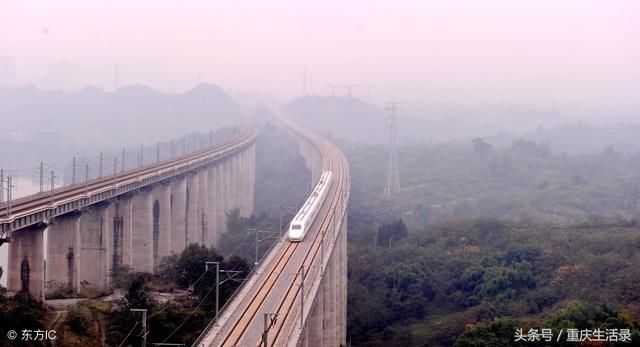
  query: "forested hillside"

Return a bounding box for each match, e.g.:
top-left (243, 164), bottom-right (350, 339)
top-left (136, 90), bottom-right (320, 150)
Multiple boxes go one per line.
top-left (345, 140), bottom-right (640, 346)
top-left (348, 218), bottom-right (640, 346)
top-left (343, 139), bottom-right (640, 230)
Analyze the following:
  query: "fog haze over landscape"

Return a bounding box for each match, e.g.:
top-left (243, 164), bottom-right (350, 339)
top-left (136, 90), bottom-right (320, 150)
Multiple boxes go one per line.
top-left (2, 2), bottom-right (640, 345)
top-left (1, 0), bottom-right (638, 104)
top-left (1, 0), bottom-right (639, 161)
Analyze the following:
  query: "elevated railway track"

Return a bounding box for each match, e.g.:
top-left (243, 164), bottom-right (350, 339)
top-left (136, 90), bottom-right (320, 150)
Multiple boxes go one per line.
top-left (195, 111), bottom-right (349, 346)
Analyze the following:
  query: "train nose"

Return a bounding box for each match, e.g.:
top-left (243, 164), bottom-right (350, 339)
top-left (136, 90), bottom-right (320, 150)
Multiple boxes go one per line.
top-left (289, 230), bottom-right (303, 241)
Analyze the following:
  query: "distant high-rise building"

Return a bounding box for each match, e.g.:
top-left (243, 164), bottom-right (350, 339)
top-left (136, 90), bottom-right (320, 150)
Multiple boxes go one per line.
top-left (0, 56), bottom-right (16, 87)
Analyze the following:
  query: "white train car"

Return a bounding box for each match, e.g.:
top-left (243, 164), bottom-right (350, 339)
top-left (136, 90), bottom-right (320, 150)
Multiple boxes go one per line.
top-left (288, 171), bottom-right (333, 242)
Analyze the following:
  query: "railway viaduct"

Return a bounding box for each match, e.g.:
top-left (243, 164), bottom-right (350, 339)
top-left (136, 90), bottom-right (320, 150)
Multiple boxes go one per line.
top-left (0, 128), bottom-right (256, 300)
top-left (195, 112), bottom-right (349, 346)
top-left (0, 111), bottom-right (349, 346)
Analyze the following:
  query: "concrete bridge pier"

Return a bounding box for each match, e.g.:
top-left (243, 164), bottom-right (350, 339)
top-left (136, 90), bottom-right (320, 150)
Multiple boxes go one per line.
top-left (2, 132), bottom-right (257, 302)
top-left (228, 157), bottom-right (238, 216)
top-left (153, 183), bottom-right (172, 265)
top-left (171, 177), bottom-right (187, 254)
top-left (239, 145), bottom-right (256, 217)
top-left (322, 251), bottom-right (337, 347)
top-left (339, 219), bottom-right (348, 344)
top-left (233, 153), bottom-right (243, 216)
top-left (223, 158), bottom-right (232, 231)
top-left (79, 203), bottom-right (112, 291)
top-left (110, 197), bottom-right (133, 273)
top-left (186, 172), bottom-right (200, 246)
top-left (198, 169), bottom-right (209, 245)
top-left (206, 165), bottom-right (218, 247)
top-left (46, 213), bottom-right (81, 293)
top-left (307, 281), bottom-right (324, 346)
top-left (214, 163), bottom-right (226, 242)
top-left (248, 144), bottom-right (256, 214)
top-left (7, 224), bottom-right (45, 300)
top-left (131, 188), bottom-right (153, 273)
top-left (291, 209), bottom-right (348, 347)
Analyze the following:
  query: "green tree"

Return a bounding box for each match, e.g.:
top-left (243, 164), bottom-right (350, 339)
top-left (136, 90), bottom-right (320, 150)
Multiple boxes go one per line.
top-left (377, 218), bottom-right (408, 247)
top-left (454, 318), bottom-right (524, 347)
top-left (472, 138), bottom-right (493, 155)
top-left (126, 275), bottom-right (151, 309)
top-left (176, 243), bottom-right (223, 291)
top-left (226, 208), bottom-right (247, 233)
top-left (0, 292), bottom-right (47, 345)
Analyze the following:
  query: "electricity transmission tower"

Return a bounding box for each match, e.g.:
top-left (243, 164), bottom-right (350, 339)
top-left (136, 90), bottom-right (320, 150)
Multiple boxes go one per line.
top-left (384, 102), bottom-right (400, 198)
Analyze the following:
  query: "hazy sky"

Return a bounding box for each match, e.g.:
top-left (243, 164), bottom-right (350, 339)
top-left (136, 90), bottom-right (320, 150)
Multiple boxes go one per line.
top-left (1, 0), bottom-right (638, 103)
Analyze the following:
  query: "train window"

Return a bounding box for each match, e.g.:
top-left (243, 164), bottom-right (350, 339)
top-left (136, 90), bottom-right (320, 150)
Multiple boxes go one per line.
top-left (291, 224), bottom-right (302, 230)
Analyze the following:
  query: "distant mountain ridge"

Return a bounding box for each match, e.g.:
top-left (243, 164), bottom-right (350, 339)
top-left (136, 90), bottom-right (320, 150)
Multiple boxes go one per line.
top-left (0, 83), bottom-right (241, 147)
top-left (0, 83), bottom-right (242, 173)
top-left (285, 96), bottom-right (640, 154)
top-left (485, 122), bottom-right (640, 154)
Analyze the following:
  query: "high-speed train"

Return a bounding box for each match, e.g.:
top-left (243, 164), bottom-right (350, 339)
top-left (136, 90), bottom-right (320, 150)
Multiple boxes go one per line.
top-left (288, 170), bottom-right (333, 242)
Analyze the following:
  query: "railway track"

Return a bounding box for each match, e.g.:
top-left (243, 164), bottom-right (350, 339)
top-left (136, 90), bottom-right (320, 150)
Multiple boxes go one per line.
top-left (0, 128), bottom-right (256, 229)
top-left (195, 111), bottom-right (349, 346)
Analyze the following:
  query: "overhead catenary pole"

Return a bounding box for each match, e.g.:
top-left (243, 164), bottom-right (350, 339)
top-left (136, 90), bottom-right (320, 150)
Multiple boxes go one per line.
top-left (121, 148), bottom-right (126, 172)
top-left (130, 308), bottom-right (148, 347)
top-left (205, 262), bottom-right (220, 324)
top-left (84, 163), bottom-right (89, 195)
top-left (49, 170), bottom-right (55, 204)
top-left (255, 228), bottom-right (259, 265)
top-left (205, 261), bottom-right (242, 327)
top-left (0, 169), bottom-right (4, 204)
top-left (6, 176), bottom-right (13, 217)
top-left (279, 205), bottom-right (283, 234)
top-left (99, 152), bottom-right (104, 178)
top-left (156, 143), bottom-right (160, 163)
top-left (253, 227), bottom-right (277, 265)
top-left (140, 145), bottom-right (144, 166)
top-left (39, 162), bottom-right (44, 193)
top-left (321, 229), bottom-right (324, 272)
top-left (299, 265), bottom-right (304, 328)
top-left (72, 156), bottom-right (77, 185)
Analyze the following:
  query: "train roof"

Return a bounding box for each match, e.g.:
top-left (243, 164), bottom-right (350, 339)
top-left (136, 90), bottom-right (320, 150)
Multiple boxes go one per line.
top-left (291, 170), bottom-right (332, 223)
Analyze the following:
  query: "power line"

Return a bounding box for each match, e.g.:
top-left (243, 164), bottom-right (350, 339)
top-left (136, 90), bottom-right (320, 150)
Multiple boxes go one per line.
top-left (117, 322), bottom-right (140, 347)
top-left (161, 279), bottom-right (218, 343)
top-left (159, 229), bottom-right (255, 343)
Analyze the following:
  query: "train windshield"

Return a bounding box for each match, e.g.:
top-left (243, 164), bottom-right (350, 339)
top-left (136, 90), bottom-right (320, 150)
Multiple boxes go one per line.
top-left (291, 224), bottom-right (302, 230)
